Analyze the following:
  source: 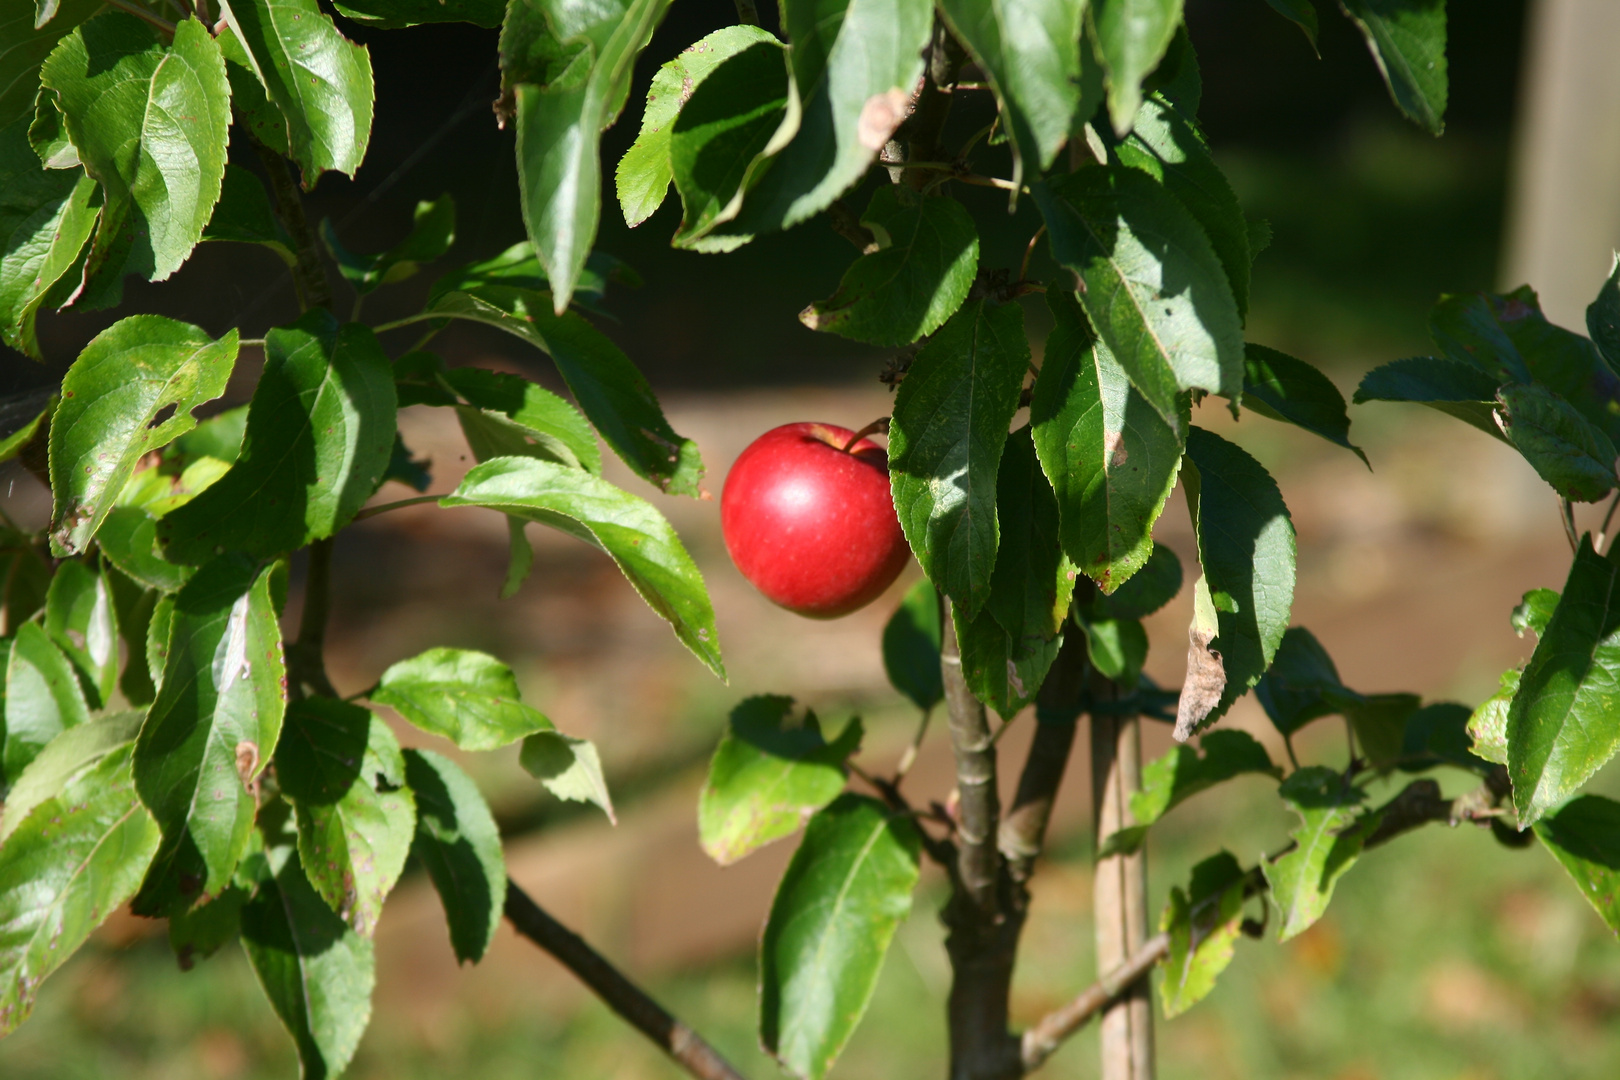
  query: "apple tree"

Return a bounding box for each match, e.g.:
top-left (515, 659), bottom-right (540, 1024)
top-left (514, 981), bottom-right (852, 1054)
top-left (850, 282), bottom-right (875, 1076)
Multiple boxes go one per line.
top-left (1, 2), bottom-right (1618, 1080)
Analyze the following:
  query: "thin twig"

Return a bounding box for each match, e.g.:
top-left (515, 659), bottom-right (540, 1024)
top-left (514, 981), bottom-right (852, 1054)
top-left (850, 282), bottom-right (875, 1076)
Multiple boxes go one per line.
top-left (504, 881), bottom-right (750, 1080)
top-left (731, 0), bottom-right (760, 25)
top-left (1020, 226), bottom-right (1046, 283)
top-left (287, 538), bottom-right (338, 699)
top-left (1560, 497), bottom-right (1579, 552)
top-left (105, 0), bottom-right (177, 32)
top-left (1021, 933), bottom-right (1170, 1073)
top-left (1600, 487), bottom-right (1620, 552)
top-left (895, 707), bottom-right (933, 779)
top-left (249, 133), bottom-right (333, 311)
top-left (1020, 775), bottom-right (1508, 1073)
top-left (352, 494), bottom-right (445, 521)
top-left (826, 200), bottom-right (877, 253)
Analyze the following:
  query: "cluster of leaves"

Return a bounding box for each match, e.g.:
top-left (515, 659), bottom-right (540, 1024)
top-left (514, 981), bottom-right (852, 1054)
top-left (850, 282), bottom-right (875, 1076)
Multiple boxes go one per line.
top-left (3, 1), bottom-right (1616, 1079)
top-left (1, 2), bottom-right (731, 1075)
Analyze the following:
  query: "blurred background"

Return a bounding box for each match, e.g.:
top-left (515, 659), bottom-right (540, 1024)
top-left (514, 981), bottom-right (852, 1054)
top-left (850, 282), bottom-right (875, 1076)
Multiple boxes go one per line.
top-left (6, 0), bottom-right (1620, 1077)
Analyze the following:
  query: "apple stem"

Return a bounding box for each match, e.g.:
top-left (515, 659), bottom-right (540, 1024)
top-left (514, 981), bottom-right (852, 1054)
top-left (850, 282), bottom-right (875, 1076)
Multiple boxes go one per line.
top-left (842, 417), bottom-right (891, 452)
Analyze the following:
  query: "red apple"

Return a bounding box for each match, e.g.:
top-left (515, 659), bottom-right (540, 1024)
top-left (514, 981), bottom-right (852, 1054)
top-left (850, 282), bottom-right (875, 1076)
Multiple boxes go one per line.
top-left (721, 422), bottom-right (911, 618)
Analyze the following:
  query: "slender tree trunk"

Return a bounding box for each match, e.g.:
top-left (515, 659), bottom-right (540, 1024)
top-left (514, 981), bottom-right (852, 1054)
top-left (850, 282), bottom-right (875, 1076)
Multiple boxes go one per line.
top-left (1091, 709), bottom-right (1154, 1080)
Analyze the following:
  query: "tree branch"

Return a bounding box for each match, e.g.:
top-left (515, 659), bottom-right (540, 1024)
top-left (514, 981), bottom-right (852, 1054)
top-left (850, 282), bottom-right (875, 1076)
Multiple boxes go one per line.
top-left (504, 880), bottom-right (750, 1080)
top-left (731, 0), bottom-right (760, 26)
top-left (1020, 932), bottom-right (1170, 1073)
top-left (1090, 696), bottom-right (1153, 1080)
top-left (1018, 774), bottom-right (1511, 1073)
top-left (998, 633), bottom-right (1086, 882)
top-left (941, 598), bottom-right (999, 913)
top-left (287, 537), bottom-right (338, 699)
top-left (249, 134), bottom-right (333, 312)
top-left (826, 199), bottom-right (878, 252)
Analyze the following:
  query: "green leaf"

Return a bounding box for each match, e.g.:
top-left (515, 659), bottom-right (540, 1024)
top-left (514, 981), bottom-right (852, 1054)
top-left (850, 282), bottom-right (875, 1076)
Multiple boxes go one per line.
top-left (333, 0), bottom-right (506, 28)
top-left (202, 165), bottom-right (296, 267)
top-left (667, 31), bottom-right (792, 250)
top-left (371, 647), bottom-right (552, 751)
top-left (699, 696), bottom-right (861, 865)
top-left (519, 729), bottom-right (615, 822)
top-left (801, 187), bottom-right (978, 346)
top-left (1109, 94), bottom-right (1251, 318)
top-left (165, 405), bottom-right (249, 470)
top-left (1140, 21), bottom-right (1199, 118)
top-left (98, 504), bottom-right (196, 594)
top-left (159, 311), bottom-right (396, 563)
top-left (48, 315), bottom-right (237, 556)
top-left (444, 456), bottom-right (725, 678)
top-left (1240, 344), bottom-right (1367, 464)
top-left (1352, 355), bottom-right (1504, 441)
top-left (1032, 289), bottom-right (1184, 593)
top-left (1035, 165), bottom-right (1244, 433)
top-left (0, 709), bottom-right (142, 845)
top-left (132, 556), bottom-right (285, 915)
top-left (1179, 427), bottom-right (1297, 732)
top-left (954, 602), bottom-right (1064, 717)
top-left (1264, 0), bottom-right (1320, 50)
top-left (0, 399), bottom-right (49, 463)
top-left (0, 116), bottom-right (96, 359)
top-left (403, 286), bottom-right (703, 495)
top-left (939, 0), bottom-right (1085, 187)
top-left (988, 427), bottom-right (1076, 644)
top-left (1532, 794), bottom-right (1620, 935)
top-left (442, 365), bottom-right (602, 474)
top-left (1513, 588), bottom-right (1559, 639)
top-left (1264, 766), bottom-right (1375, 941)
top-left (1090, 0), bottom-right (1186, 135)
top-left (220, 0), bottom-right (375, 186)
top-left (1084, 541), bottom-right (1182, 620)
top-left (1076, 615), bottom-right (1146, 686)
top-left (1339, 0), bottom-right (1447, 135)
top-left (104, 566), bottom-right (158, 706)
top-left (882, 579), bottom-right (942, 711)
top-left (1252, 630), bottom-right (1346, 742)
top-left (144, 593), bottom-right (174, 697)
top-left (1467, 669), bottom-right (1516, 768)
top-left (0, 742), bottom-right (159, 1037)
top-left (1159, 850), bottom-right (1247, 1018)
top-left (616, 25), bottom-right (779, 228)
top-left (505, 0), bottom-right (672, 311)
top-left (428, 242), bottom-right (639, 315)
top-left (716, 0), bottom-right (934, 240)
top-left (240, 842), bottom-right (375, 1080)
top-left (1130, 729), bottom-right (1279, 830)
top-left (0, 0), bottom-right (102, 129)
top-left (322, 194), bottom-right (455, 297)
top-left (1399, 701), bottom-right (1492, 776)
top-left (760, 794), bottom-right (920, 1080)
top-left (502, 516), bottom-right (534, 601)
top-left (3, 546), bottom-right (51, 631)
top-left (889, 298), bottom-right (1030, 618)
top-left (168, 885), bottom-right (248, 969)
top-left (1587, 256), bottom-right (1620, 369)
top-left (1428, 288), bottom-right (1620, 444)
top-left (276, 699), bottom-right (415, 937)
top-left (1495, 382), bottom-right (1618, 503)
top-left (1507, 537), bottom-right (1620, 826)
top-left (217, 23), bottom-right (289, 157)
top-left (4, 621), bottom-right (90, 786)
top-left (43, 559), bottom-right (116, 708)
top-left (403, 749), bottom-right (506, 964)
top-left (42, 13), bottom-right (230, 282)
